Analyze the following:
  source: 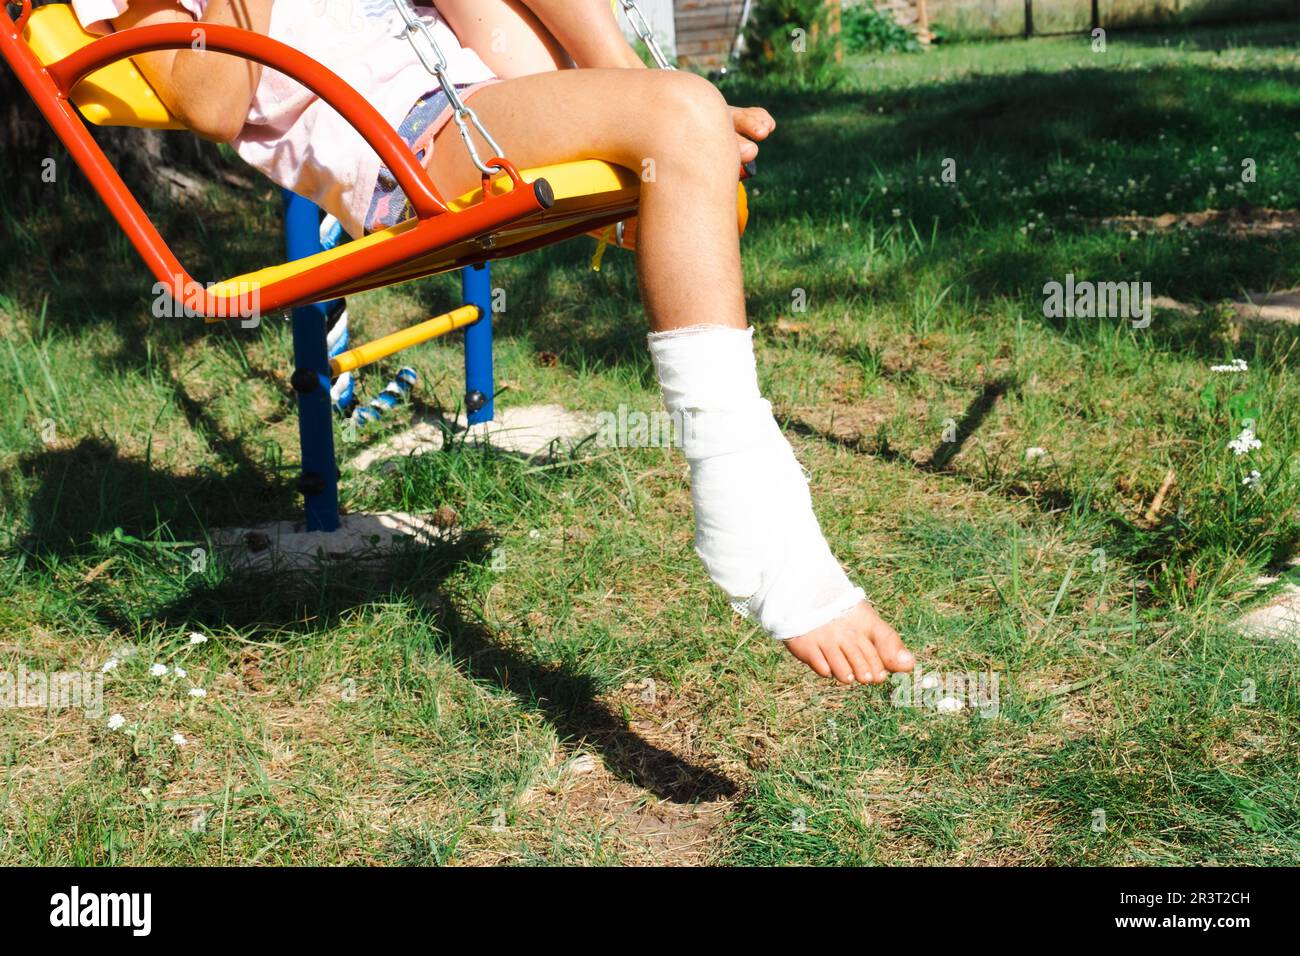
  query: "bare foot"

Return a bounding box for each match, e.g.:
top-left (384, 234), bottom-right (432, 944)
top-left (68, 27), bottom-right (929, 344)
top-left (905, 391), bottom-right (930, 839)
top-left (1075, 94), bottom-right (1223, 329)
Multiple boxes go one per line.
top-left (730, 105), bottom-right (775, 164)
top-left (784, 602), bottom-right (914, 685)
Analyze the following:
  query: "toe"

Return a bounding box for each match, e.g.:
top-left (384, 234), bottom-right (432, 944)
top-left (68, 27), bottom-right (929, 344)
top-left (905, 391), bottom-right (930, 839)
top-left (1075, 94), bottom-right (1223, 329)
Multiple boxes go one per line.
top-left (743, 107), bottom-right (775, 138)
top-left (732, 106), bottom-right (775, 141)
top-left (821, 646), bottom-right (856, 685)
top-left (864, 608), bottom-right (914, 672)
top-left (784, 636), bottom-right (832, 679)
top-left (845, 638), bottom-right (885, 685)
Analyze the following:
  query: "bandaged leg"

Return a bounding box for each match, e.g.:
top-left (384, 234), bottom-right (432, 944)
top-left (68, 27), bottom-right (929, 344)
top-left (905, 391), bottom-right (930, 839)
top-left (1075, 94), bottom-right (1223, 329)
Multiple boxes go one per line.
top-left (648, 325), bottom-right (865, 640)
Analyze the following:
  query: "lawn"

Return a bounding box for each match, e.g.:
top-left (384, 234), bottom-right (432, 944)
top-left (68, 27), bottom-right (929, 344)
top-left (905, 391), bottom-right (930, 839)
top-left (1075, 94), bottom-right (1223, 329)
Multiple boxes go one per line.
top-left (1, 20), bottom-right (1298, 866)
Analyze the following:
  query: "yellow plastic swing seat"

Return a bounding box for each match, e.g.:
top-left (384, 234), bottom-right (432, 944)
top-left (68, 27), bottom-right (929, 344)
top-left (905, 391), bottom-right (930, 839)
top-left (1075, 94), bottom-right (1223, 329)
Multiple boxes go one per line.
top-left (23, 3), bottom-right (184, 129)
top-left (22, 3), bottom-right (644, 283)
top-left (209, 159), bottom-right (642, 300)
top-left (23, 3), bottom-right (745, 306)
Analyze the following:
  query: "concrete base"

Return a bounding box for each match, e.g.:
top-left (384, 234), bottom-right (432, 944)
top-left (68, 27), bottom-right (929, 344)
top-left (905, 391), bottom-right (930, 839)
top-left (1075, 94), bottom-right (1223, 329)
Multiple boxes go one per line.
top-left (1238, 560), bottom-right (1300, 640)
top-left (211, 511), bottom-right (455, 571)
top-left (352, 403), bottom-right (595, 472)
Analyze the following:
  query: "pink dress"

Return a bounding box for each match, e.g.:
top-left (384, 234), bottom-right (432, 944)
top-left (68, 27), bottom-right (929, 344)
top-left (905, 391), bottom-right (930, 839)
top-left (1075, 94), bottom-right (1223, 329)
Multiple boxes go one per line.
top-left (72, 0), bottom-right (497, 238)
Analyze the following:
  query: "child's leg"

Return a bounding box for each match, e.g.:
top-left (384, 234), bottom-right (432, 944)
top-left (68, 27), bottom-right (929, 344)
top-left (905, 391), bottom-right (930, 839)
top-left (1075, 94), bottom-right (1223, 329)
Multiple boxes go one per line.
top-left (430, 69), bottom-right (742, 329)
top-left (426, 69), bottom-right (913, 683)
top-left (438, 0), bottom-right (773, 162)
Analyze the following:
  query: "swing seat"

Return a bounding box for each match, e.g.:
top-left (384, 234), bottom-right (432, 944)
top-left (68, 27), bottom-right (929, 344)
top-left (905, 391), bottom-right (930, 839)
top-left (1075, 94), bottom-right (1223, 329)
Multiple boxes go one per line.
top-left (3, 2), bottom-right (747, 319)
top-left (21, 2), bottom-right (185, 129)
top-left (211, 159), bottom-right (643, 302)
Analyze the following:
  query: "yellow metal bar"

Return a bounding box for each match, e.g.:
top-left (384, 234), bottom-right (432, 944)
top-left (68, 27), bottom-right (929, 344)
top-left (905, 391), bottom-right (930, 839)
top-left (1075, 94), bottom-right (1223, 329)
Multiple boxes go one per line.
top-left (329, 304), bottom-right (482, 376)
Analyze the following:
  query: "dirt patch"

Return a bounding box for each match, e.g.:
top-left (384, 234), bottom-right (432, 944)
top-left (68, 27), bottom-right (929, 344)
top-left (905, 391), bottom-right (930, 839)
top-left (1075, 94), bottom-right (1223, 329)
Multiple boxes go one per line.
top-left (493, 679), bottom-right (738, 865)
top-left (543, 763), bottom-right (728, 865)
top-left (787, 401), bottom-right (893, 448)
top-left (1228, 289), bottom-right (1300, 325)
top-left (1151, 288), bottom-right (1300, 327)
top-left (1101, 206), bottom-right (1300, 237)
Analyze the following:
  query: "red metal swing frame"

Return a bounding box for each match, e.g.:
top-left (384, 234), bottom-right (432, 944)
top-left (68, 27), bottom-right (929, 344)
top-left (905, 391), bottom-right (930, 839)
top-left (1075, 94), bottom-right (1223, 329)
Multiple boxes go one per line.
top-left (0, 0), bottom-right (643, 318)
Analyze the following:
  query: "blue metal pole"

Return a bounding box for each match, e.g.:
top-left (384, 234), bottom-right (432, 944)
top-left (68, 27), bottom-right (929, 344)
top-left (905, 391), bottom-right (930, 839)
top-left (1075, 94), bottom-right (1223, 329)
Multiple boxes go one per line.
top-left (461, 262), bottom-right (494, 425)
top-left (282, 189), bottom-right (341, 532)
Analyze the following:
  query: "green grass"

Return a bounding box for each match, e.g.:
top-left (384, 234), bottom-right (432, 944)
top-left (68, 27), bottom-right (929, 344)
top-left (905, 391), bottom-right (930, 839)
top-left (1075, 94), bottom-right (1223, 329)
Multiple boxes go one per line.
top-left (2, 20), bottom-right (1299, 865)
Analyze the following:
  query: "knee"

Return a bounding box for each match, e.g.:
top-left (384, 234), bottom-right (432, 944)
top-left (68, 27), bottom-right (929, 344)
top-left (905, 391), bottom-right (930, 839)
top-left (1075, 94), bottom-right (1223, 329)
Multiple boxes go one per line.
top-left (648, 72), bottom-right (731, 154)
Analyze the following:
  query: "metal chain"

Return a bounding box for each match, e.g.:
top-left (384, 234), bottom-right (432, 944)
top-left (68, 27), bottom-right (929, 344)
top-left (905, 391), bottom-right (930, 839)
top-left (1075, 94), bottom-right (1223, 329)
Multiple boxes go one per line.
top-left (615, 0), bottom-right (675, 70)
top-left (391, 0), bottom-right (670, 176)
top-left (391, 0), bottom-right (505, 176)
top-left (730, 0), bottom-right (754, 63)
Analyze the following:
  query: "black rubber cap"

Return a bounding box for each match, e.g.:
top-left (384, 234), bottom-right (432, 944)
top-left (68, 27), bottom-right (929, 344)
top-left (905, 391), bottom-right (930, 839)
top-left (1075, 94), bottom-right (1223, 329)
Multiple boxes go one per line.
top-left (533, 178), bottom-right (555, 210)
top-left (290, 368), bottom-right (318, 394)
top-left (465, 390), bottom-right (488, 413)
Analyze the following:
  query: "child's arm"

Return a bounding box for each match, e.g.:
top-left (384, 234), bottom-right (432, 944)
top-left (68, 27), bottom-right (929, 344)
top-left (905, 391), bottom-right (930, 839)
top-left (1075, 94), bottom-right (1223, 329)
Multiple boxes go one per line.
top-left (511, 0), bottom-right (645, 70)
top-left (436, 0), bottom-right (642, 74)
top-left (110, 0), bottom-right (273, 143)
top-left (432, 0), bottom-right (572, 78)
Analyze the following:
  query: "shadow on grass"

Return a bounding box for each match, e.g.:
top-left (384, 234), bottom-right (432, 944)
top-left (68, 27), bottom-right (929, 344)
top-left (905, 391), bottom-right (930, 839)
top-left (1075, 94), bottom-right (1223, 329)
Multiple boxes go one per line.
top-left (1111, 19), bottom-right (1300, 52)
top-left (12, 437), bottom-right (291, 554)
top-left (139, 542), bottom-right (738, 804)
top-left (10, 440), bottom-right (738, 805)
top-left (783, 373), bottom-right (1210, 587)
top-left (789, 374), bottom-right (1018, 473)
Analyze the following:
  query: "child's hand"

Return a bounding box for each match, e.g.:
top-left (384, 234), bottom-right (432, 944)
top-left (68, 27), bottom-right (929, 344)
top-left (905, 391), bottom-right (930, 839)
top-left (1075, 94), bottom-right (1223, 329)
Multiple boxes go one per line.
top-left (730, 106), bottom-right (775, 164)
top-left (784, 602), bottom-right (915, 685)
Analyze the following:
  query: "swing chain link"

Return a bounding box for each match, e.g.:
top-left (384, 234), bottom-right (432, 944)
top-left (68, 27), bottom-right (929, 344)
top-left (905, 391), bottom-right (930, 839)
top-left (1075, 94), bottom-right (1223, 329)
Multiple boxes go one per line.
top-left (615, 0), bottom-right (675, 71)
top-left (391, 0), bottom-right (669, 178)
top-left (391, 0), bottom-right (505, 177)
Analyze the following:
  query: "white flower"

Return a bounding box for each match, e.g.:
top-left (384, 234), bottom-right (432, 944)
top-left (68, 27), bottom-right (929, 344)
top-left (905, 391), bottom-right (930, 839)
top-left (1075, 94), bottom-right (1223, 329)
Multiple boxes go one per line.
top-left (173, 665), bottom-right (187, 678)
top-left (150, 663), bottom-right (168, 677)
top-left (936, 696), bottom-right (965, 713)
top-left (188, 687), bottom-right (207, 698)
top-left (188, 632), bottom-right (208, 645)
top-left (1228, 427), bottom-right (1262, 457)
top-left (1242, 470), bottom-right (1262, 487)
top-left (528, 529), bottom-right (540, 539)
top-left (101, 658), bottom-right (119, 674)
top-left (171, 733), bottom-right (188, 747)
top-left (107, 714), bottom-right (126, 730)
top-left (891, 208), bottom-right (902, 218)
top-left (1025, 447), bottom-right (1048, 461)
top-left (1210, 358), bottom-right (1248, 373)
